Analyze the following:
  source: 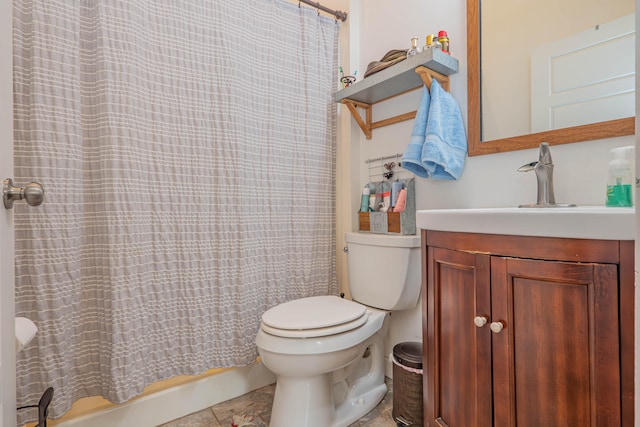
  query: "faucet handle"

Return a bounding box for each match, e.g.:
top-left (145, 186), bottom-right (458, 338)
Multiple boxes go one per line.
top-left (538, 142), bottom-right (553, 164)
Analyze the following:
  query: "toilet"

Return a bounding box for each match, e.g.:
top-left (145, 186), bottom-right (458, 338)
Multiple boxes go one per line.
top-left (255, 232), bottom-right (422, 427)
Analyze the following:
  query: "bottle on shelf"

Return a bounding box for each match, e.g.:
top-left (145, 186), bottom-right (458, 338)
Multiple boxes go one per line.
top-left (424, 34), bottom-right (442, 51)
top-left (438, 30), bottom-right (450, 54)
top-left (407, 37), bottom-right (422, 57)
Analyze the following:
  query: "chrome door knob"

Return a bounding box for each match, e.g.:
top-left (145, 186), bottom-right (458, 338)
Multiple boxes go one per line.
top-left (3, 178), bottom-right (44, 209)
top-left (490, 321), bottom-right (505, 334)
top-left (474, 316), bottom-right (488, 327)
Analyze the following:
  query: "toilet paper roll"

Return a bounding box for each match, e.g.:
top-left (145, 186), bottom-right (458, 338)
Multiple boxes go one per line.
top-left (15, 317), bottom-right (38, 353)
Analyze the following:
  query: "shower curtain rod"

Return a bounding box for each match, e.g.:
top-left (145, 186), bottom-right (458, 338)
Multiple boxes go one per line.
top-left (299, 0), bottom-right (348, 21)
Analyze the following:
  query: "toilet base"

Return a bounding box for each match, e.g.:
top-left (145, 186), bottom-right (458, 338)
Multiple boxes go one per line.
top-left (270, 374), bottom-right (335, 427)
top-left (267, 331), bottom-right (387, 427)
top-left (332, 383), bottom-right (387, 427)
top-left (269, 375), bottom-right (387, 427)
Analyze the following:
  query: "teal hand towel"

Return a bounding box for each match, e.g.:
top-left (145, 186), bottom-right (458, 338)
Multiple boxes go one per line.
top-left (401, 86), bottom-right (431, 178)
top-left (421, 80), bottom-right (467, 180)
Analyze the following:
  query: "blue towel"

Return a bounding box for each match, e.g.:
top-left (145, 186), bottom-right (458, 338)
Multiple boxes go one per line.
top-left (401, 85), bottom-right (430, 178)
top-left (421, 80), bottom-right (467, 180)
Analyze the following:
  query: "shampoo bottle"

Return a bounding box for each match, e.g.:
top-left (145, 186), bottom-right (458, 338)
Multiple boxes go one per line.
top-left (606, 146), bottom-right (634, 207)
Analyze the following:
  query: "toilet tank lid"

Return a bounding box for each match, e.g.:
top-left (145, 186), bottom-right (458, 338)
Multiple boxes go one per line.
top-left (345, 232), bottom-right (421, 248)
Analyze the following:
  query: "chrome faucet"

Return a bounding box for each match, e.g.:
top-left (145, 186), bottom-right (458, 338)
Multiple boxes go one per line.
top-left (518, 143), bottom-right (576, 208)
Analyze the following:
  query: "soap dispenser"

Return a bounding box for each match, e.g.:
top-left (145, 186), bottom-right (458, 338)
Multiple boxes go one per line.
top-left (606, 146), bottom-right (634, 207)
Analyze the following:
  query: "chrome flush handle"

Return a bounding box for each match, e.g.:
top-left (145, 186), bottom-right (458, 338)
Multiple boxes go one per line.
top-left (3, 178), bottom-right (44, 209)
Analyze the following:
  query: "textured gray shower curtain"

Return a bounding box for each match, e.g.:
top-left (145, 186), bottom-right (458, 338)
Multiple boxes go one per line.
top-left (13, 0), bottom-right (338, 421)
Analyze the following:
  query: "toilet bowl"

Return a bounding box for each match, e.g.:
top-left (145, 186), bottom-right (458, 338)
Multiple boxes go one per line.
top-left (255, 232), bottom-right (421, 427)
top-left (256, 296), bottom-right (388, 427)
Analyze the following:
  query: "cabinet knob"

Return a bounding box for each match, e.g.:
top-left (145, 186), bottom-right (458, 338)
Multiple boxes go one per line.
top-left (474, 316), bottom-right (488, 328)
top-left (490, 321), bottom-right (505, 334)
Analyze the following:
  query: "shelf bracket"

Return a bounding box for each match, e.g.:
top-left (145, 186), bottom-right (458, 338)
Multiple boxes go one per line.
top-left (342, 66), bottom-right (451, 140)
top-left (415, 66), bottom-right (450, 91)
top-left (342, 99), bottom-right (372, 139)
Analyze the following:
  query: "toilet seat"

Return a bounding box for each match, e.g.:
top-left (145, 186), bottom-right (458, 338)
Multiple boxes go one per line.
top-left (261, 295), bottom-right (368, 338)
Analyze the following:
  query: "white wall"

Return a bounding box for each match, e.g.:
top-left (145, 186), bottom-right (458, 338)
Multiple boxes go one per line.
top-left (0, 0), bottom-right (16, 425)
top-left (339, 0), bottom-right (636, 376)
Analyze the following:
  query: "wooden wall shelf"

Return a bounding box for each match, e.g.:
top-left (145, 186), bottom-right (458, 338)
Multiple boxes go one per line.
top-left (335, 48), bottom-right (458, 139)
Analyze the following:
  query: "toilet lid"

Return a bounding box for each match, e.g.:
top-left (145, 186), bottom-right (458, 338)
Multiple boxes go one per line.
top-left (261, 296), bottom-right (367, 338)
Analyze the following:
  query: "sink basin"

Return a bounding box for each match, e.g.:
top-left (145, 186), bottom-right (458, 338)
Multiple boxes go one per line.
top-left (416, 206), bottom-right (635, 240)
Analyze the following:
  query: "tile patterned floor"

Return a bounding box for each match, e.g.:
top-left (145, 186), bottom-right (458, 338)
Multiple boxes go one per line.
top-left (159, 378), bottom-right (397, 427)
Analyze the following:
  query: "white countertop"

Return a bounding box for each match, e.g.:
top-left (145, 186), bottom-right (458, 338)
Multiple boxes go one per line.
top-left (416, 206), bottom-right (635, 240)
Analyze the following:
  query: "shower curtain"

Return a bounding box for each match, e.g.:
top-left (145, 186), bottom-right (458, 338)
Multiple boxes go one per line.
top-left (13, 0), bottom-right (339, 421)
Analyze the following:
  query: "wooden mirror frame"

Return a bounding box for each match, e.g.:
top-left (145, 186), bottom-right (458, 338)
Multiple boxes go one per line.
top-left (467, 0), bottom-right (635, 156)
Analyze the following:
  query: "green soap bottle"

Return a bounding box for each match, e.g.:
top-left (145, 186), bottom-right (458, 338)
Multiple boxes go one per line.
top-left (606, 146), bottom-right (634, 207)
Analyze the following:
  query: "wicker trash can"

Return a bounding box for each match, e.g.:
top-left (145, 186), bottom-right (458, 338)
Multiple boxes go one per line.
top-left (392, 341), bottom-right (423, 427)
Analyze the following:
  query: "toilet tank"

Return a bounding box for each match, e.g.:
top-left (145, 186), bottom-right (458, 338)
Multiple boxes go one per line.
top-left (345, 232), bottom-right (421, 311)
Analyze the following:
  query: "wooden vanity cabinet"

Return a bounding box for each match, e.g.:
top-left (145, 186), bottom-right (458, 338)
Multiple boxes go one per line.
top-left (421, 230), bottom-right (634, 427)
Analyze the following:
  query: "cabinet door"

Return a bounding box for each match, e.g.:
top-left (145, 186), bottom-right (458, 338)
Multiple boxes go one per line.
top-left (424, 247), bottom-right (492, 427)
top-left (491, 257), bottom-right (620, 427)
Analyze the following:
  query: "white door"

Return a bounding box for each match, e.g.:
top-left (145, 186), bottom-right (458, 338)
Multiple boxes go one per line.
top-left (531, 13), bottom-right (635, 132)
top-left (0, 1), bottom-right (16, 426)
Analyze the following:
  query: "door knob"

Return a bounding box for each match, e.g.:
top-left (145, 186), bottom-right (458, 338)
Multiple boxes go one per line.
top-left (3, 178), bottom-right (44, 209)
top-left (473, 316), bottom-right (488, 327)
top-left (490, 321), bottom-right (505, 334)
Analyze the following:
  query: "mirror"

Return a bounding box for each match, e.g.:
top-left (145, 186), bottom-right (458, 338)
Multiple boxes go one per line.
top-left (467, 0), bottom-right (636, 156)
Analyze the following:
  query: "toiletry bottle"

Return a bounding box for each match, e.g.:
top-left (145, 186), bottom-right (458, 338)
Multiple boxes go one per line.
top-left (424, 34), bottom-right (435, 50)
top-left (379, 189), bottom-right (391, 212)
top-left (407, 37), bottom-right (422, 57)
top-left (394, 189), bottom-right (407, 213)
top-left (390, 181), bottom-right (404, 208)
top-left (425, 34), bottom-right (442, 50)
top-left (360, 187), bottom-right (370, 212)
top-left (438, 30), bottom-right (450, 54)
top-left (374, 182), bottom-right (391, 212)
top-left (606, 146), bottom-right (634, 207)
